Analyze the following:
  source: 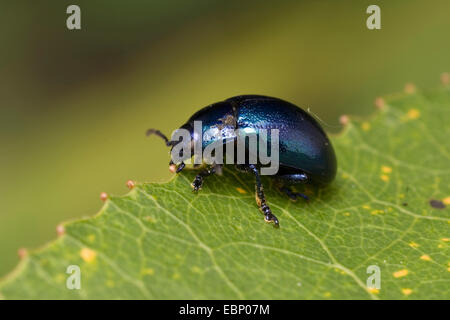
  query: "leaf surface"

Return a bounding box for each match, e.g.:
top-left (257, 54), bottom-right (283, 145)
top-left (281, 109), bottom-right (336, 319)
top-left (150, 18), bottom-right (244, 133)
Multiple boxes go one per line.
top-left (1, 88), bottom-right (449, 299)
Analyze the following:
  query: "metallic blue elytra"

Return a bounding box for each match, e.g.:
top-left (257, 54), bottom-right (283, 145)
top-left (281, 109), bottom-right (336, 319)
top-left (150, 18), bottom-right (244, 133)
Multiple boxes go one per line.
top-left (147, 95), bottom-right (337, 227)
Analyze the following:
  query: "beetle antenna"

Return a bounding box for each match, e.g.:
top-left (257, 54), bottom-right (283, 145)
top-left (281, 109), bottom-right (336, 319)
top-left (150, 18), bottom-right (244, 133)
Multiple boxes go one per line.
top-left (146, 128), bottom-right (172, 147)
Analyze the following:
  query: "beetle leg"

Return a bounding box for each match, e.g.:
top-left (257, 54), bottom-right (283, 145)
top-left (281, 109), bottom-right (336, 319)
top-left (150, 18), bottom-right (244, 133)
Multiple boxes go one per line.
top-left (176, 162), bottom-right (186, 173)
top-left (248, 164), bottom-right (279, 227)
top-left (279, 186), bottom-right (309, 201)
top-left (169, 160), bottom-right (186, 173)
top-left (191, 164), bottom-right (222, 191)
top-left (275, 173), bottom-right (309, 201)
top-left (276, 173), bottom-right (308, 184)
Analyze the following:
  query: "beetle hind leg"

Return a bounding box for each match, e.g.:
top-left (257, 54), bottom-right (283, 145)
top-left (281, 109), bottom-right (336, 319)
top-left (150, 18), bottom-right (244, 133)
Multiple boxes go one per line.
top-left (279, 186), bottom-right (309, 201)
top-left (275, 173), bottom-right (309, 202)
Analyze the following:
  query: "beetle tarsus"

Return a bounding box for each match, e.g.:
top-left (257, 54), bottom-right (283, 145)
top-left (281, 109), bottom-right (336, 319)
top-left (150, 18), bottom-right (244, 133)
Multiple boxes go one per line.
top-left (191, 176), bottom-right (203, 191)
top-left (265, 214), bottom-right (279, 227)
top-left (279, 186), bottom-right (309, 201)
top-left (176, 162), bottom-right (186, 173)
top-left (191, 165), bottom-right (221, 192)
top-left (262, 204), bottom-right (279, 227)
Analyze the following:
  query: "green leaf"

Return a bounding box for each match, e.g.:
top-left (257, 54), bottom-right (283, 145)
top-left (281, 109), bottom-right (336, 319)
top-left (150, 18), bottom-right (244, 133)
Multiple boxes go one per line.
top-left (1, 87), bottom-right (449, 300)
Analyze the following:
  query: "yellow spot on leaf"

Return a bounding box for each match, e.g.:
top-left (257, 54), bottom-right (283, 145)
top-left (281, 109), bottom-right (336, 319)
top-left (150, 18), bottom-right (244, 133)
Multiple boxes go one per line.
top-left (361, 122), bottom-right (371, 131)
top-left (402, 288), bottom-right (413, 296)
top-left (106, 280), bottom-right (115, 288)
top-left (343, 212), bottom-right (351, 216)
top-left (441, 238), bottom-right (450, 242)
top-left (54, 274), bottom-right (65, 283)
top-left (145, 216), bottom-right (157, 223)
top-left (420, 255), bottom-right (431, 261)
top-left (443, 197), bottom-right (450, 205)
top-left (380, 175), bottom-right (390, 182)
top-left (80, 248), bottom-right (97, 263)
top-left (236, 187), bottom-right (247, 194)
top-left (367, 288), bottom-right (379, 294)
top-left (334, 268), bottom-right (347, 275)
top-left (141, 268), bottom-right (155, 276)
top-left (191, 266), bottom-right (202, 274)
top-left (362, 205), bottom-right (371, 210)
top-left (409, 242), bottom-right (419, 248)
top-left (407, 109), bottom-right (420, 120)
top-left (381, 166), bottom-right (392, 174)
top-left (393, 269), bottom-right (408, 278)
top-left (371, 209), bottom-right (384, 215)
top-left (172, 273), bottom-right (181, 280)
top-left (323, 292), bottom-right (331, 297)
top-left (87, 234), bottom-right (95, 243)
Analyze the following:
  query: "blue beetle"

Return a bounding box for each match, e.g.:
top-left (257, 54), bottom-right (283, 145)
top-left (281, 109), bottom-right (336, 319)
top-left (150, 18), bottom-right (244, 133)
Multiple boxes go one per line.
top-left (147, 95), bottom-right (337, 227)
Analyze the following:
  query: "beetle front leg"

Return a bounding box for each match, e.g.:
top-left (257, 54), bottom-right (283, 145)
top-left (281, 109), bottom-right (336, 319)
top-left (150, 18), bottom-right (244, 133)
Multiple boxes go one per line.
top-left (169, 160), bottom-right (186, 173)
top-left (191, 164), bottom-right (222, 191)
top-left (248, 164), bottom-right (279, 227)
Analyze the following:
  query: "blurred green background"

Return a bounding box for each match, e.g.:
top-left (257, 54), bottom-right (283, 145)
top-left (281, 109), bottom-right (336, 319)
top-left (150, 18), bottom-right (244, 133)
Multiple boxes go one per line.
top-left (1, 0), bottom-right (449, 276)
